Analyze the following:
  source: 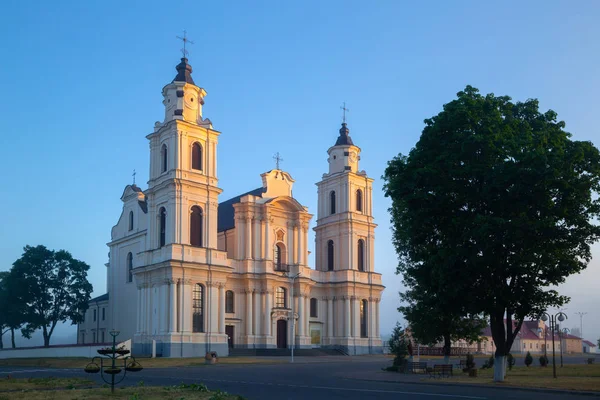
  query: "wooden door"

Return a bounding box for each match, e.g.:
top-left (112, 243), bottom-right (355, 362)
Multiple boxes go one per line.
top-left (225, 325), bottom-right (234, 348)
top-left (277, 320), bottom-right (287, 349)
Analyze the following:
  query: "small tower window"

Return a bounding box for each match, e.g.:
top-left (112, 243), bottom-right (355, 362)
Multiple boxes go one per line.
top-left (128, 211), bottom-right (134, 231)
top-left (310, 298), bottom-right (318, 318)
top-left (193, 284), bottom-right (205, 332)
top-left (225, 290), bottom-right (234, 313)
top-left (161, 144), bottom-right (168, 173)
top-left (327, 240), bottom-right (334, 271)
top-left (192, 142), bottom-right (203, 171)
top-left (190, 206), bottom-right (203, 247)
top-left (360, 299), bottom-right (368, 338)
top-left (127, 252), bottom-right (133, 283)
top-left (358, 239), bottom-right (365, 272)
top-left (356, 189), bottom-right (363, 212)
top-left (330, 191), bottom-right (336, 215)
top-left (159, 207), bottom-right (166, 247)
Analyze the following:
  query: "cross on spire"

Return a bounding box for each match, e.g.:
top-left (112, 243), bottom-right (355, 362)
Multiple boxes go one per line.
top-left (132, 169), bottom-right (136, 185)
top-left (340, 102), bottom-right (350, 124)
top-left (273, 152), bottom-right (284, 170)
top-left (176, 30), bottom-right (194, 58)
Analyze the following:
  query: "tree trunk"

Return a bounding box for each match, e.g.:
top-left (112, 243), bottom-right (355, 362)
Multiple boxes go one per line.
top-left (443, 333), bottom-right (451, 364)
top-left (10, 328), bottom-right (16, 349)
top-left (42, 326), bottom-right (50, 348)
top-left (0, 331), bottom-right (3, 349)
top-left (490, 313), bottom-right (507, 382)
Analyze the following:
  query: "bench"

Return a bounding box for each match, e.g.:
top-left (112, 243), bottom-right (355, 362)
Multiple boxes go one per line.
top-left (404, 361), bottom-right (427, 374)
top-left (587, 358), bottom-right (595, 365)
top-left (429, 364), bottom-right (453, 378)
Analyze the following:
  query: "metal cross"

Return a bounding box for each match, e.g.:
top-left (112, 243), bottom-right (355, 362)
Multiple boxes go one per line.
top-left (176, 30), bottom-right (194, 58)
top-left (273, 152), bottom-right (284, 170)
top-left (340, 102), bottom-right (350, 123)
top-left (132, 169), bottom-right (136, 185)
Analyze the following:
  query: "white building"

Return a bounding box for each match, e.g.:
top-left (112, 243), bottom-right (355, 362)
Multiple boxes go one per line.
top-left (78, 56), bottom-right (384, 357)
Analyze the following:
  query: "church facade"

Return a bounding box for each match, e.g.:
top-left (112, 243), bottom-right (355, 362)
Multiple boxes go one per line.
top-left (78, 56), bottom-right (384, 357)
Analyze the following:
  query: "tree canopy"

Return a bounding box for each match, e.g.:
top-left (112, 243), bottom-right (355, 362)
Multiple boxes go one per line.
top-left (383, 85), bottom-right (600, 381)
top-left (11, 245), bottom-right (93, 347)
top-left (0, 270), bottom-right (26, 349)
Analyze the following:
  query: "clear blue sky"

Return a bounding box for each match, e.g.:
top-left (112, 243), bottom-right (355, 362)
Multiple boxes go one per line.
top-left (1, 0), bottom-right (599, 344)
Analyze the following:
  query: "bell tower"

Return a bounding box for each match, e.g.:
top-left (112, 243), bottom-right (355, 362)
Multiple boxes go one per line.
top-left (314, 121), bottom-right (376, 273)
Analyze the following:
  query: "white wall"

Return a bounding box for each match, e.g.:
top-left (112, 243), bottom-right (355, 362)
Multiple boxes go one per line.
top-left (0, 344), bottom-right (110, 359)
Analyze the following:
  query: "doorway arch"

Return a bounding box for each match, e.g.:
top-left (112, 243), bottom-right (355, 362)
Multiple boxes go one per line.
top-left (276, 319), bottom-right (288, 349)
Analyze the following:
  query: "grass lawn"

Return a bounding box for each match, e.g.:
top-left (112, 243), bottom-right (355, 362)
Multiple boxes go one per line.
top-left (0, 356), bottom-right (285, 369)
top-left (0, 378), bottom-right (241, 399)
top-left (444, 364), bottom-right (600, 392)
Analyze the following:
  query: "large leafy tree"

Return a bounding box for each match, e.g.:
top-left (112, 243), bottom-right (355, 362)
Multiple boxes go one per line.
top-left (383, 86), bottom-right (600, 381)
top-left (0, 271), bottom-right (26, 349)
top-left (11, 245), bottom-right (93, 347)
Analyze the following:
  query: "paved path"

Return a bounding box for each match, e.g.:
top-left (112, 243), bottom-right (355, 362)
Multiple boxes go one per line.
top-left (0, 356), bottom-right (597, 399)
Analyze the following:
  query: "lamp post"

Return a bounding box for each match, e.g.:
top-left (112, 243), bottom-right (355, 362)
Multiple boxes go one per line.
top-left (540, 311), bottom-right (567, 379)
top-left (283, 271), bottom-right (301, 363)
top-left (559, 327), bottom-right (570, 368)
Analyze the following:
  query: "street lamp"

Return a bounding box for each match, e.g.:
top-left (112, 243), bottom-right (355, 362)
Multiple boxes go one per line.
top-left (540, 311), bottom-right (567, 379)
top-left (559, 327), bottom-right (570, 368)
top-left (283, 271), bottom-right (301, 363)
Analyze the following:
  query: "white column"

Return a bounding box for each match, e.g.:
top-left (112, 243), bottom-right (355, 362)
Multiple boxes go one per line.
top-left (287, 223), bottom-right (294, 265)
top-left (158, 283), bottom-right (166, 333)
top-left (180, 280), bottom-right (192, 333)
top-left (253, 290), bottom-right (261, 336)
top-left (369, 299), bottom-right (375, 339)
top-left (264, 290), bottom-right (272, 337)
top-left (305, 296), bottom-right (310, 336)
top-left (353, 297), bottom-right (360, 338)
top-left (209, 283), bottom-right (218, 333)
top-left (345, 297), bottom-right (351, 338)
top-left (327, 298), bottom-right (333, 339)
top-left (260, 218), bottom-right (266, 259)
top-left (296, 224), bottom-right (302, 265)
top-left (237, 217), bottom-right (244, 259)
top-left (136, 285), bottom-right (142, 333)
top-left (294, 224), bottom-right (300, 264)
top-left (144, 284), bottom-right (151, 334)
top-left (298, 295), bottom-right (304, 337)
top-left (246, 289), bottom-right (253, 336)
top-left (254, 218), bottom-right (261, 259)
top-left (264, 216), bottom-right (271, 260)
top-left (219, 284), bottom-right (225, 334)
top-left (302, 225), bottom-right (308, 265)
top-left (375, 299), bottom-right (380, 337)
top-left (245, 217), bottom-right (252, 259)
top-left (169, 280), bottom-right (177, 333)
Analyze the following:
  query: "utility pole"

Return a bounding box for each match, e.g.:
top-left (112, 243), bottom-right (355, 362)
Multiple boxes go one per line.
top-left (575, 312), bottom-right (587, 339)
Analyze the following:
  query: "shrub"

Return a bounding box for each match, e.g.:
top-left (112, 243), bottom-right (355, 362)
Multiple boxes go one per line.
top-left (388, 323), bottom-right (409, 367)
top-left (507, 353), bottom-right (516, 371)
top-left (465, 354), bottom-right (476, 370)
top-left (539, 355), bottom-right (548, 367)
top-left (525, 351), bottom-right (533, 367)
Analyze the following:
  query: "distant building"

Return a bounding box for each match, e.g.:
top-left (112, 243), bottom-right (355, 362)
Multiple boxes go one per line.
top-left (77, 293), bottom-right (109, 344)
top-left (582, 340), bottom-right (597, 354)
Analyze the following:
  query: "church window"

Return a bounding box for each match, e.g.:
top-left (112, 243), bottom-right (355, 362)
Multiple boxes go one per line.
top-left (129, 211), bottom-right (134, 231)
top-left (93, 309), bottom-right (97, 322)
top-left (191, 142), bottom-right (203, 171)
top-left (127, 252), bottom-right (133, 283)
top-left (102, 308), bottom-right (105, 321)
top-left (310, 298), bottom-right (318, 318)
top-left (360, 299), bottom-right (368, 338)
top-left (275, 243), bottom-right (286, 271)
top-left (190, 206), bottom-right (203, 247)
top-left (276, 287), bottom-right (287, 308)
top-left (161, 144), bottom-right (168, 173)
top-left (356, 189), bottom-right (363, 212)
top-left (159, 207), bottom-right (166, 247)
top-left (193, 284), bottom-right (205, 332)
top-left (327, 240), bottom-right (334, 271)
top-left (330, 191), bottom-right (336, 214)
top-left (225, 290), bottom-right (234, 313)
top-left (357, 239), bottom-right (365, 272)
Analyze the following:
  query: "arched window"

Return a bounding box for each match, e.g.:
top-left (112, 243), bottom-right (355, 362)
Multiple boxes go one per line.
top-left (193, 284), bottom-right (204, 332)
top-left (310, 298), bottom-right (318, 318)
top-left (127, 252), bottom-right (133, 283)
top-left (330, 191), bottom-right (336, 214)
top-left (275, 243), bottom-right (285, 271)
top-left (159, 207), bottom-right (166, 247)
top-left (161, 144), bottom-right (168, 173)
top-left (190, 206), bottom-right (203, 247)
top-left (356, 189), bottom-right (363, 212)
top-left (191, 142), bottom-right (203, 171)
top-left (225, 290), bottom-right (234, 313)
top-left (128, 211), bottom-right (134, 231)
top-left (327, 240), bottom-right (334, 271)
top-left (276, 287), bottom-right (287, 308)
top-left (360, 299), bottom-right (368, 338)
top-left (357, 239), bottom-right (365, 272)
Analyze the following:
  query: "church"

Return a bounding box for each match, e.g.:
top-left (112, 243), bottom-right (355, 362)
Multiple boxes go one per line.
top-left (77, 54), bottom-right (384, 357)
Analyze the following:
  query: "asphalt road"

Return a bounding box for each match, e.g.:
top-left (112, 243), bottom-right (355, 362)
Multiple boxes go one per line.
top-left (0, 356), bottom-right (597, 400)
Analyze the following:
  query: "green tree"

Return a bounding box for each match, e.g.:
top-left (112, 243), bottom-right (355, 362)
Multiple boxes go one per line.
top-left (388, 323), bottom-right (409, 367)
top-left (0, 271), bottom-right (26, 349)
top-left (383, 86), bottom-right (600, 381)
top-left (525, 351), bottom-right (533, 367)
top-left (11, 245), bottom-right (93, 347)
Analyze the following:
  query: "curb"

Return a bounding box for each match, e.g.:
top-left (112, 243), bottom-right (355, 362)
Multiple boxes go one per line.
top-left (349, 375), bottom-right (600, 397)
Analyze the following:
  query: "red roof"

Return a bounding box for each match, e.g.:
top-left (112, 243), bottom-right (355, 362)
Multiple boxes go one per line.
top-left (480, 319), bottom-right (582, 341)
top-left (583, 340), bottom-right (597, 347)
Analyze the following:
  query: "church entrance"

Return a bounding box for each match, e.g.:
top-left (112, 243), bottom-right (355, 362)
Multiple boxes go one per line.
top-left (276, 320), bottom-right (287, 349)
top-left (225, 325), bottom-right (234, 348)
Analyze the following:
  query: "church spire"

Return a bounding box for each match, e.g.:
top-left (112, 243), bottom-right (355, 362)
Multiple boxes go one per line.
top-left (172, 58), bottom-right (195, 85)
top-left (335, 102), bottom-right (354, 146)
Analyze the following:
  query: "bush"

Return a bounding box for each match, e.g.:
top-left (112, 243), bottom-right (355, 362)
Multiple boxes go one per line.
top-left (388, 323), bottom-right (409, 367)
top-left (465, 354), bottom-right (476, 370)
top-left (507, 353), bottom-right (516, 371)
top-left (539, 355), bottom-right (548, 367)
top-left (525, 351), bottom-right (533, 367)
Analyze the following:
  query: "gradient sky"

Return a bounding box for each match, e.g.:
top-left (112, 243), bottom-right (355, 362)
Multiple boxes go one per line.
top-left (1, 0), bottom-right (599, 345)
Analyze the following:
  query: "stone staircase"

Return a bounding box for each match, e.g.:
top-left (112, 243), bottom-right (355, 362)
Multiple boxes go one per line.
top-left (229, 347), bottom-right (349, 357)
